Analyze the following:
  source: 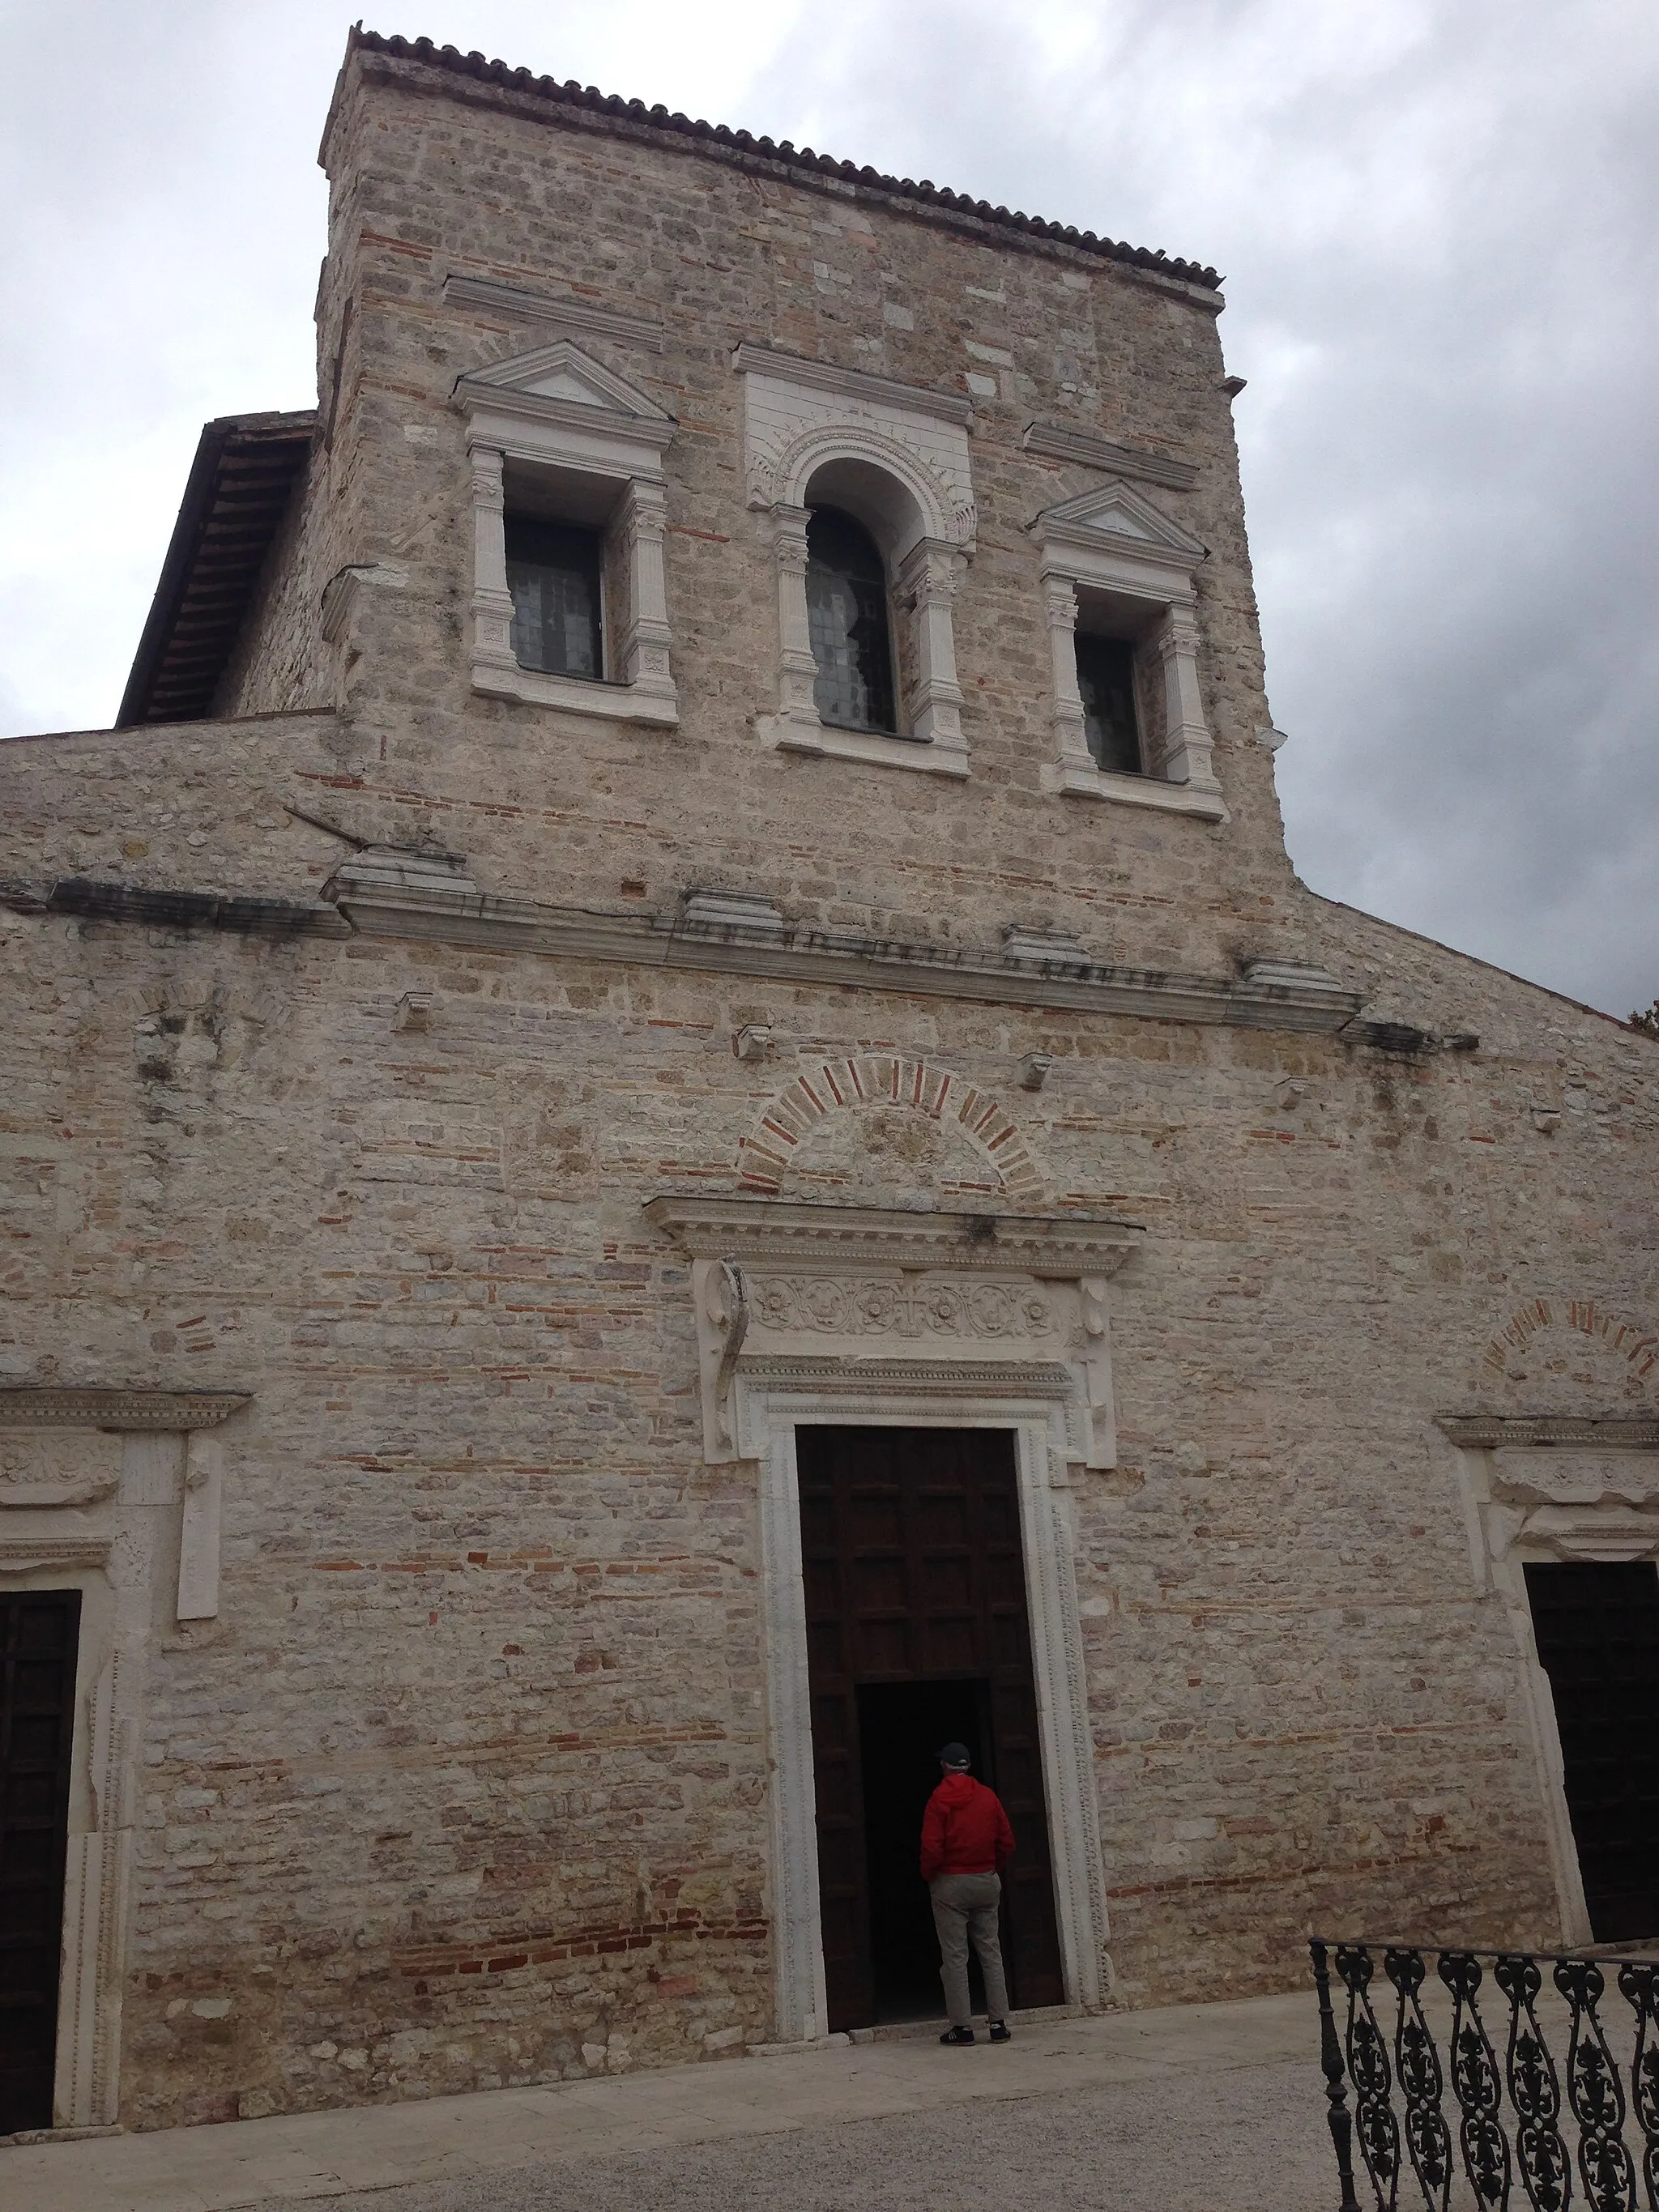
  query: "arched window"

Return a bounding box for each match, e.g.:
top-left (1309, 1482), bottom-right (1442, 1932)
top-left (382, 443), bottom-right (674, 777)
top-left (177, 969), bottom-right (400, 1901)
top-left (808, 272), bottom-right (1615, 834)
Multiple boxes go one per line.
top-left (805, 506), bottom-right (897, 735)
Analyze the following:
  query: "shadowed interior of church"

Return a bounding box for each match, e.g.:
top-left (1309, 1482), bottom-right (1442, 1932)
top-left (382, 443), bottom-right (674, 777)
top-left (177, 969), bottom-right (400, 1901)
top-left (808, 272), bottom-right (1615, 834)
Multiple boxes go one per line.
top-left (857, 1677), bottom-right (993, 2022)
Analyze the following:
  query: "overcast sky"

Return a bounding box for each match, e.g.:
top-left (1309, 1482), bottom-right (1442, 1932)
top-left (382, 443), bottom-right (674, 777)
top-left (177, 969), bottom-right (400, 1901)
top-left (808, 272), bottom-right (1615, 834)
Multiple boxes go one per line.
top-left (2, 0), bottom-right (1655, 1018)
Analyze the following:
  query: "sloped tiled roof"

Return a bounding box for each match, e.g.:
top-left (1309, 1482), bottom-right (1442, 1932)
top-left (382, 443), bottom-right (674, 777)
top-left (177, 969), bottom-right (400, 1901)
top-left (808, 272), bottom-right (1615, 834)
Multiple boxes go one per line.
top-left (117, 411), bottom-right (315, 728)
top-left (351, 28), bottom-right (1222, 292)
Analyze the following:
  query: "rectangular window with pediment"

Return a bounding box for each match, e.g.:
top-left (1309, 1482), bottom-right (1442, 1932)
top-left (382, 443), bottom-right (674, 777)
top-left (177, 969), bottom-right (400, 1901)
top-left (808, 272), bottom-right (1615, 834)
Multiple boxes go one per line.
top-left (456, 338), bottom-right (679, 727)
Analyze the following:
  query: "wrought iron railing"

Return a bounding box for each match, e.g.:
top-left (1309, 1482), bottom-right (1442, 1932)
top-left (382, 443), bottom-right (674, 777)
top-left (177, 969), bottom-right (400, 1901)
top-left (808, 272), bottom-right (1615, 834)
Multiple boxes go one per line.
top-left (1310, 1938), bottom-right (1659, 2212)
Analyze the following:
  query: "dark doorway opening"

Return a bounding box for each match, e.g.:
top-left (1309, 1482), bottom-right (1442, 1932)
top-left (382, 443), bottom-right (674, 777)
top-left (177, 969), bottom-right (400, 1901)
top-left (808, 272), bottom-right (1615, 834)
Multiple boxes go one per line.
top-left (1525, 1559), bottom-right (1659, 1942)
top-left (858, 1678), bottom-right (989, 2022)
top-left (0, 1588), bottom-right (81, 2136)
top-left (799, 1426), bottom-right (1066, 2033)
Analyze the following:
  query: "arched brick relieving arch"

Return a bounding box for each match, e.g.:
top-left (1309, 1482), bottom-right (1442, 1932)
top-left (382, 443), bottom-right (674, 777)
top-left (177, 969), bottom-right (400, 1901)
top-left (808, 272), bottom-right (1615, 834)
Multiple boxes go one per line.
top-left (1481, 1298), bottom-right (1659, 1384)
top-left (735, 1055), bottom-right (1043, 1199)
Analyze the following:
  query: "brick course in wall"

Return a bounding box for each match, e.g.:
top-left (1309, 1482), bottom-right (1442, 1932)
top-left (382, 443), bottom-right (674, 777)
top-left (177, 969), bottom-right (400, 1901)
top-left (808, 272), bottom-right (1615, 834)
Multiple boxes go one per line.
top-left (2, 32), bottom-right (1656, 2133)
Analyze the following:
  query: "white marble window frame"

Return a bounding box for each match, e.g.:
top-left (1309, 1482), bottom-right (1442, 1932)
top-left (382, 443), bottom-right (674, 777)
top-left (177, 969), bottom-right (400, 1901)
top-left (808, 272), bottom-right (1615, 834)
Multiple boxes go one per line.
top-left (1037, 531), bottom-right (1227, 822)
top-left (460, 395), bottom-right (679, 729)
top-left (738, 347), bottom-right (978, 781)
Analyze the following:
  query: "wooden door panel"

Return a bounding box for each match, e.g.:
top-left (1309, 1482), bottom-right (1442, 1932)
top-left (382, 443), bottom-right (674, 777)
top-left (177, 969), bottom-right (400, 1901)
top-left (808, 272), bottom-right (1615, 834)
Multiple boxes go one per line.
top-left (797, 1427), bottom-right (1067, 2030)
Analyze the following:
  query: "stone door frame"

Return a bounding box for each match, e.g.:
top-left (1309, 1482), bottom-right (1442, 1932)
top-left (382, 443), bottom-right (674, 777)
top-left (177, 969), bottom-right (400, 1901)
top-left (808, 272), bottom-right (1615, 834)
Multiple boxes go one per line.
top-left (0, 1389), bottom-right (246, 2133)
top-left (1441, 1413), bottom-right (1659, 1948)
top-left (645, 1198), bottom-right (1141, 2044)
top-left (744, 1375), bottom-right (1111, 2042)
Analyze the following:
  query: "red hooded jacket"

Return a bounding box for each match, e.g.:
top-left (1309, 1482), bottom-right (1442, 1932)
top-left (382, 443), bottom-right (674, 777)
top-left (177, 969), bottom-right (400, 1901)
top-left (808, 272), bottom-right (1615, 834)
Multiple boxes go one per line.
top-left (919, 1771), bottom-right (1016, 1882)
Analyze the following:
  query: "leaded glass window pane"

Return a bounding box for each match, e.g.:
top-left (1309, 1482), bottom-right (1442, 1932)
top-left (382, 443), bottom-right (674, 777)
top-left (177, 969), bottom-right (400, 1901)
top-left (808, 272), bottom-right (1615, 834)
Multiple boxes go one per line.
top-left (805, 506), bottom-right (897, 734)
top-left (506, 517), bottom-right (603, 679)
top-left (1076, 633), bottom-right (1142, 774)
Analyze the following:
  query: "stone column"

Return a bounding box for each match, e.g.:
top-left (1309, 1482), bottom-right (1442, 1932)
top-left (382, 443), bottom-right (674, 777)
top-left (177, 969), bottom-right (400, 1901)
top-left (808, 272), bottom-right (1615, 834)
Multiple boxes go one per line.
top-left (896, 539), bottom-right (970, 762)
top-left (1041, 569), bottom-right (1096, 777)
top-left (467, 442), bottom-right (518, 680)
top-left (618, 477), bottom-right (678, 709)
top-left (769, 503), bottom-right (821, 733)
top-left (1151, 597), bottom-right (1220, 791)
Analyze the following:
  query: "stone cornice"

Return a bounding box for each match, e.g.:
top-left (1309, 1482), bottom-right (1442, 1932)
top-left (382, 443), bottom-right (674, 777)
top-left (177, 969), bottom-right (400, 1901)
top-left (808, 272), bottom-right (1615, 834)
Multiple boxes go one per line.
top-left (323, 851), bottom-right (1367, 1036)
top-left (0, 1389), bottom-right (251, 1432)
top-left (442, 271), bottom-right (663, 349)
top-left (732, 343), bottom-right (975, 426)
top-left (454, 384), bottom-right (676, 452)
top-left (1022, 421), bottom-right (1198, 490)
top-left (1437, 1415), bottom-right (1659, 1450)
top-left (642, 1196), bottom-right (1143, 1277)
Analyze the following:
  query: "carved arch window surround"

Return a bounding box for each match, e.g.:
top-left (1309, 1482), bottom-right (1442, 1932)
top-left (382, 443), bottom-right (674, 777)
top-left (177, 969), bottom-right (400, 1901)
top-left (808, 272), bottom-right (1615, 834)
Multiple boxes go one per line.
top-left (1031, 479), bottom-right (1226, 821)
top-left (456, 340), bottom-right (680, 726)
top-left (738, 343), bottom-right (976, 779)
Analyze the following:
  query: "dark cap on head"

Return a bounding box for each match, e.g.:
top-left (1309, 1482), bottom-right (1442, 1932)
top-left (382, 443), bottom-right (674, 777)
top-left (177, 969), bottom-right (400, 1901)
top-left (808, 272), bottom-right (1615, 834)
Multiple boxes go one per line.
top-left (937, 1741), bottom-right (971, 1770)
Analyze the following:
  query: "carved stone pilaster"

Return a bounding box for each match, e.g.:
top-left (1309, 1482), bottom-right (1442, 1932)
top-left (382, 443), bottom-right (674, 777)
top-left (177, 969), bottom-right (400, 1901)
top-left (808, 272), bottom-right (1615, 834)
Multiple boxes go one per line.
top-left (1041, 573), bottom-right (1094, 776)
top-left (1150, 598), bottom-right (1220, 791)
top-left (466, 442), bottom-right (518, 681)
top-left (618, 477), bottom-right (678, 708)
top-left (763, 503), bottom-right (821, 733)
top-left (894, 539), bottom-right (970, 761)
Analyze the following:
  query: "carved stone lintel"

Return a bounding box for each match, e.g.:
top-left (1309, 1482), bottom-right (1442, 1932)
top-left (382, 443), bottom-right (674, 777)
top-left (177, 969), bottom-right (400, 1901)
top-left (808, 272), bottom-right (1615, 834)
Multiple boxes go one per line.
top-left (655, 1200), bottom-right (1137, 1469)
top-left (1439, 1414), bottom-right (1659, 1450)
top-left (0, 1390), bottom-right (249, 1432)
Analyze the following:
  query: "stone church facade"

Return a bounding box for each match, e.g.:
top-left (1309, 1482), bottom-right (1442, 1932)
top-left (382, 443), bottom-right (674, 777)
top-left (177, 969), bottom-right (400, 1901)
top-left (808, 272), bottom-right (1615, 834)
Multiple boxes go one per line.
top-left (2, 28), bottom-right (1656, 2137)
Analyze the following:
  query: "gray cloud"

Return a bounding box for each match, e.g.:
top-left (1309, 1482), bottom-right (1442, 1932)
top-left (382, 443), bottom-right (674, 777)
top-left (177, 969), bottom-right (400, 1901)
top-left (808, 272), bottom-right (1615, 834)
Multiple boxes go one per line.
top-left (3, 0), bottom-right (1654, 1015)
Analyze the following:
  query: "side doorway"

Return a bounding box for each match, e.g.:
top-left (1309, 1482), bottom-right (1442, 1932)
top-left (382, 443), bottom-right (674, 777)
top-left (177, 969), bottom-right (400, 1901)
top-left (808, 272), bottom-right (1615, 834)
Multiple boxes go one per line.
top-left (797, 1426), bottom-right (1065, 2031)
top-left (0, 1588), bottom-right (81, 2134)
top-left (1525, 1559), bottom-right (1659, 1941)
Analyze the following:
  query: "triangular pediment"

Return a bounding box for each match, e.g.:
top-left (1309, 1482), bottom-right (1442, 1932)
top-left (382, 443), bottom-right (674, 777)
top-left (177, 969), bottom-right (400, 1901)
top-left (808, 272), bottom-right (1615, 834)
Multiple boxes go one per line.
top-left (1034, 479), bottom-right (1206, 560)
top-left (456, 339), bottom-right (672, 424)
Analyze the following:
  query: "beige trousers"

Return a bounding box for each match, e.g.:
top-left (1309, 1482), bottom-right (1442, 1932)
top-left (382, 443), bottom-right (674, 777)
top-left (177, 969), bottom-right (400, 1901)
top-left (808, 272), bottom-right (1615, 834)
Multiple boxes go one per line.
top-left (929, 1870), bottom-right (1009, 2027)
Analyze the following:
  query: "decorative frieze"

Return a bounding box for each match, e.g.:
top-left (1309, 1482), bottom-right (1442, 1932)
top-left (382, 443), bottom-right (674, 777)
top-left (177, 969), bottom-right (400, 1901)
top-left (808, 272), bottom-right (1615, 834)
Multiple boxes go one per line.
top-left (0, 1389), bottom-right (250, 1431)
top-left (646, 1196), bottom-right (1139, 1470)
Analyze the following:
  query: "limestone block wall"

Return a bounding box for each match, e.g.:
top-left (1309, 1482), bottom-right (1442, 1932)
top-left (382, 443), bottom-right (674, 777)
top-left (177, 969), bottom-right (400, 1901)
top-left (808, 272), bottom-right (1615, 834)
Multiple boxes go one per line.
top-left (2, 794), bottom-right (1656, 2118)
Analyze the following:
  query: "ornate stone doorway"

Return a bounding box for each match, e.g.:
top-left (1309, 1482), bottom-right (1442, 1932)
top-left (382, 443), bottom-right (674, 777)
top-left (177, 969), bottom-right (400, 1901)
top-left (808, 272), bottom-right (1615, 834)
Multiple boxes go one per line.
top-left (796, 1425), bottom-right (1064, 2030)
top-left (646, 1196), bottom-right (1138, 2042)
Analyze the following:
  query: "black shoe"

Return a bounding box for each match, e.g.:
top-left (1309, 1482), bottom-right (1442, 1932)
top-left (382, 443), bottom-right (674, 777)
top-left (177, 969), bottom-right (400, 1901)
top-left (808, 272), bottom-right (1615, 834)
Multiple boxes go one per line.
top-left (940, 2025), bottom-right (975, 2045)
top-left (988, 2021), bottom-right (1012, 2043)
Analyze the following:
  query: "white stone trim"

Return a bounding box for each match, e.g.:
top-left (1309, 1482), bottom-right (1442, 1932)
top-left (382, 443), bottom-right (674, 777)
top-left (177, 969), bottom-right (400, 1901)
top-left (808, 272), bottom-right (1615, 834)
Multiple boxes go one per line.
top-left (742, 1382), bottom-right (1111, 2042)
top-left (1445, 1422), bottom-right (1659, 1946)
top-left (1032, 481), bottom-right (1226, 820)
top-left (456, 341), bottom-right (680, 727)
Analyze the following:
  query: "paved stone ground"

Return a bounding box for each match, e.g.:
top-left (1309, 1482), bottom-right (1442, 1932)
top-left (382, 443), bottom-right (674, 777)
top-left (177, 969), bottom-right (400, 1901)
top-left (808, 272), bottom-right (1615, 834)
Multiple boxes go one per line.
top-left (5, 1993), bottom-right (1350, 2212)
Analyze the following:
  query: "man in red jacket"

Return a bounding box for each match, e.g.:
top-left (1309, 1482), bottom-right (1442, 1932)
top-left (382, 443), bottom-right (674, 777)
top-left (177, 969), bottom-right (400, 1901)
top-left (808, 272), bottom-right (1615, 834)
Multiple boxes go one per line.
top-left (919, 1741), bottom-right (1016, 2045)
